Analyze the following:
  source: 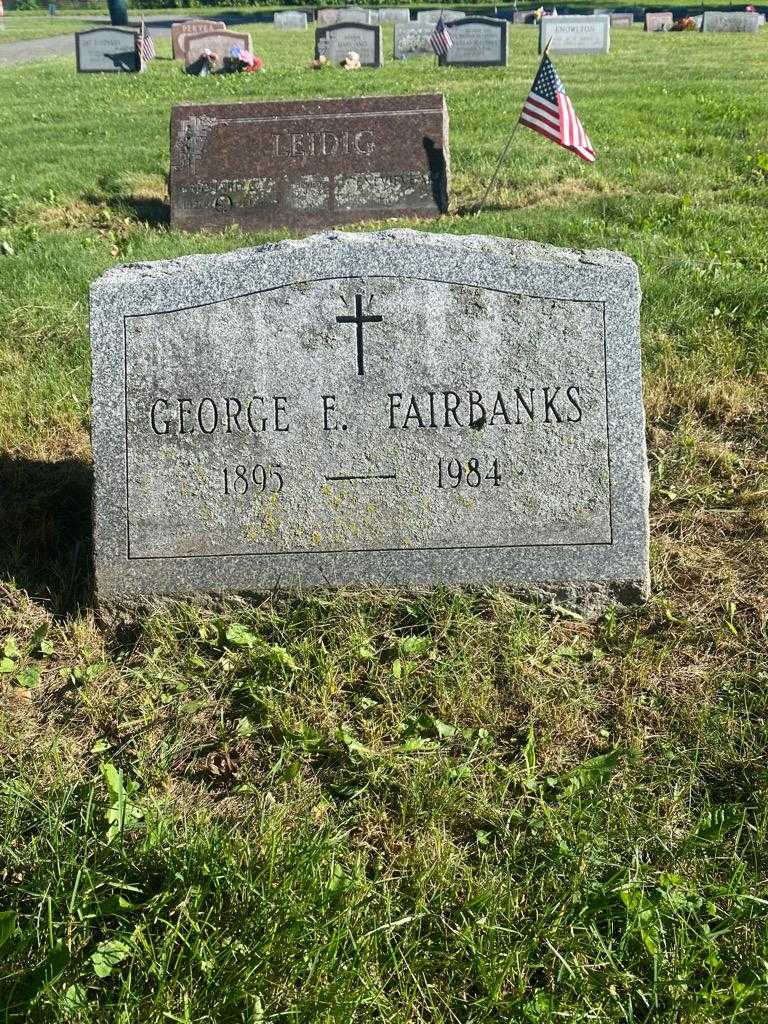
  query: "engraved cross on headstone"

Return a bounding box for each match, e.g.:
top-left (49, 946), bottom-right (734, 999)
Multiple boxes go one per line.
top-left (336, 293), bottom-right (383, 376)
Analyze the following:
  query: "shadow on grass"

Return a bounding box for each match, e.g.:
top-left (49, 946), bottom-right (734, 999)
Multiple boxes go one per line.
top-left (0, 456), bottom-right (92, 617)
top-left (118, 195), bottom-right (170, 228)
top-left (84, 191), bottom-right (170, 228)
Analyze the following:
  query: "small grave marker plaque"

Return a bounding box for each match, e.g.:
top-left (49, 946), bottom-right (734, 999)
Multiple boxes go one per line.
top-left (75, 27), bottom-right (141, 73)
top-left (91, 230), bottom-right (649, 605)
top-left (438, 16), bottom-right (508, 66)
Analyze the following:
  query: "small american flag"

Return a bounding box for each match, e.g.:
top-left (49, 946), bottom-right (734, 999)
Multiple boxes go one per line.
top-left (429, 14), bottom-right (453, 56)
top-left (138, 18), bottom-right (156, 63)
top-left (519, 53), bottom-right (595, 163)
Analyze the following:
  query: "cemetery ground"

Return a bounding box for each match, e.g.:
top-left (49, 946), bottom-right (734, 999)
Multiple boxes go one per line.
top-left (1, 22), bottom-right (767, 1024)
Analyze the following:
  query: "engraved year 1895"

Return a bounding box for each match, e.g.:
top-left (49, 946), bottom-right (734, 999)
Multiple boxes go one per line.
top-left (223, 464), bottom-right (284, 496)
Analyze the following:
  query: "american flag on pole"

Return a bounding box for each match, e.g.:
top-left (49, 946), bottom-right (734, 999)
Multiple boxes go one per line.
top-left (519, 53), bottom-right (595, 162)
top-left (138, 18), bottom-right (156, 63)
top-left (429, 13), bottom-right (453, 56)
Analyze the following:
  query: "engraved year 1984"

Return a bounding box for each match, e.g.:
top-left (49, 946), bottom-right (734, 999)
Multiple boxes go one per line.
top-left (437, 457), bottom-right (502, 488)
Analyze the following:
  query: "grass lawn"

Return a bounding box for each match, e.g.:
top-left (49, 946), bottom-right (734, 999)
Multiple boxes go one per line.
top-left (1, 23), bottom-right (768, 1024)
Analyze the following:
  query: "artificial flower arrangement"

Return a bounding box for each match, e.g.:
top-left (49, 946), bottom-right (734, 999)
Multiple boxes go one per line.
top-left (341, 50), bottom-right (361, 70)
top-left (196, 48), bottom-right (218, 75)
top-left (310, 53), bottom-right (329, 69)
top-left (671, 16), bottom-right (697, 30)
top-left (225, 45), bottom-right (264, 72)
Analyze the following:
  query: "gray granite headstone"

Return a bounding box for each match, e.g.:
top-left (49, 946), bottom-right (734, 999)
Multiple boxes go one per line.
top-left (375, 7), bottom-right (411, 22)
top-left (539, 14), bottom-right (610, 53)
top-left (394, 20), bottom-right (434, 58)
top-left (438, 16), bottom-right (508, 66)
top-left (701, 11), bottom-right (762, 32)
top-left (274, 10), bottom-right (308, 29)
top-left (90, 230), bottom-right (650, 608)
top-left (75, 27), bottom-right (141, 73)
top-left (341, 6), bottom-right (374, 24)
top-left (512, 10), bottom-right (536, 23)
top-left (317, 8), bottom-right (341, 25)
top-left (609, 13), bottom-right (633, 28)
top-left (315, 22), bottom-right (383, 65)
top-left (416, 8), bottom-right (464, 21)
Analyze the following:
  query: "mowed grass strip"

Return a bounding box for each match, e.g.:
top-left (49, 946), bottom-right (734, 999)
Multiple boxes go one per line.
top-left (1, 24), bottom-right (768, 1024)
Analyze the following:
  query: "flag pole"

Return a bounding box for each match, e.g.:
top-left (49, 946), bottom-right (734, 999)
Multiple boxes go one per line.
top-left (474, 37), bottom-right (553, 214)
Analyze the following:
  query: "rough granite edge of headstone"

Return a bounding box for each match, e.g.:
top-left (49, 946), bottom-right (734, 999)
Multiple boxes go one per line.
top-left (91, 229), bottom-right (639, 296)
top-left (93, 579), bottom-right (648, 625)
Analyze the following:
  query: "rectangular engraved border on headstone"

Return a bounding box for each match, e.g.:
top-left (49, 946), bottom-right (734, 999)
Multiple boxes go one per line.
top-left (437, 16), bottom-right (508, 67)
top-left (168, 94), bottom-right (448, 232)
top-left (75, 27), bottom-right (141, 73)
top-left (90, 230), bottom-right (650, 607)
top-left (539, 14), bottom-right (611, 54)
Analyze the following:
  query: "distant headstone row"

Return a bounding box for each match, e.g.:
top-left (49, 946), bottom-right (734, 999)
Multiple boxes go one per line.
top-left (74, 8), bottom-right (764, 75)
top-left (319, 16), bottom-right (508, 66)
top-left (316, 7), bottom-right (464, 25)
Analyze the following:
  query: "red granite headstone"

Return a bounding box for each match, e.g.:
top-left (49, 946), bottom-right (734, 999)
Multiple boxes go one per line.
top-left (169, 94), bottom-right (450, 233)
top-left (170, 19), bottom-right (226, 60)
top-left (183, 30), bottom-right (252, 71)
